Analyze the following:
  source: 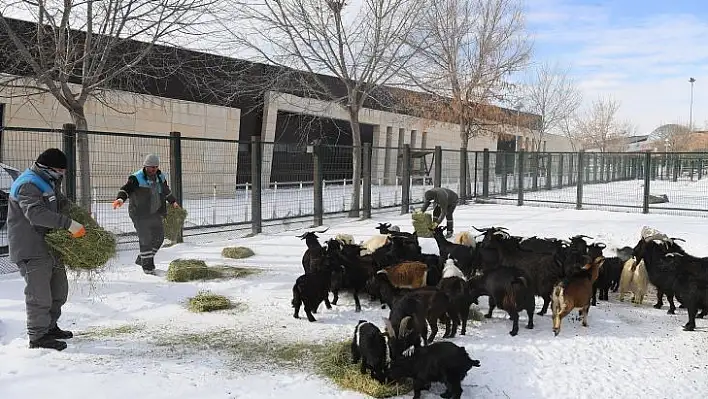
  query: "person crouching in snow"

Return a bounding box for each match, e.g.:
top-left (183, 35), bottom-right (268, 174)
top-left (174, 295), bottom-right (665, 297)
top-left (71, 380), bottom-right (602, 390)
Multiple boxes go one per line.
top-left (113, 154), bottom-right (179, 274)
top-left (7, 148), bottom-right (86, 351)
top-left (419, 187), bottom-right (459, 238)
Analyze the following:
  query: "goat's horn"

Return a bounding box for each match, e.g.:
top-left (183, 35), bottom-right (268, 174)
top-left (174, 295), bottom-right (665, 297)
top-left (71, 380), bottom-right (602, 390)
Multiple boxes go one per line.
top-left (399, 316), bottom-right (412, 338)
top-left (296, 233), bottom-right (308, 238)
top-left (574, 234), bottom-right (593, 239)
top-left (670, 237), bottom-right (686, 242)
top-left (471, 226), bottom-right (489, 232)
top-left (316, 227), bottom-right (330, 234)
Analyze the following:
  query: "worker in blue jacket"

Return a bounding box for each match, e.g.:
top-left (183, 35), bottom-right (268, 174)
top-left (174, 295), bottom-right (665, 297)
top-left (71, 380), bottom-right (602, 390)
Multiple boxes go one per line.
top-left (113, 154), bottom-right (179, 274)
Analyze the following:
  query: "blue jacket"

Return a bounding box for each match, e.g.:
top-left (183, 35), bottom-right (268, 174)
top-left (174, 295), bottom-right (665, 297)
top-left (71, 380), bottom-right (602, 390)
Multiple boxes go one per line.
top-left (116, 168), bottom-right (176, 219)
top-left (7, 166), bottom-right (72, 261)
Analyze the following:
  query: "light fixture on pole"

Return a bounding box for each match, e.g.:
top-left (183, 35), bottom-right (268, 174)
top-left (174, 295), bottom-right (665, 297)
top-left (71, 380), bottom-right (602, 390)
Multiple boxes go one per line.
top-left (689, 77), bottom-right (696, 131)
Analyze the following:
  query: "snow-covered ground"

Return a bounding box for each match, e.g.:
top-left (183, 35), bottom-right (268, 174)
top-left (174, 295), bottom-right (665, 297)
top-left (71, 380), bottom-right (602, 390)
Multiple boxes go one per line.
top-left (2, 203), bottom-right (708, 398)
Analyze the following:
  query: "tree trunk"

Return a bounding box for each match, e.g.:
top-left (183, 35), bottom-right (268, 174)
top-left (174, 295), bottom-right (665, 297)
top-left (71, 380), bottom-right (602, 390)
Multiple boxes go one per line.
top-left (69, 108), bottom-right (92, 210)
top-left (348, 108), bottom-right (362, 218)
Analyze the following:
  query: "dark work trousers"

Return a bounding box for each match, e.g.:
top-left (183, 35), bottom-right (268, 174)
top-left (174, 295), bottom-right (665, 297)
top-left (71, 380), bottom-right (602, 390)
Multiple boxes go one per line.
top-left (17, 256), bottom-right (68, 341)
top-left (132, 214), bottom-right (165, 265)
top-left (433, 204), bottom-right (456, 236)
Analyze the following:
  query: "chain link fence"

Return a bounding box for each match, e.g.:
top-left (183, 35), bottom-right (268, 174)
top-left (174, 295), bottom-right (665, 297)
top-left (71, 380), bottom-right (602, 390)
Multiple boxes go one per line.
top-left (3, 125), bottom-right (708, 273)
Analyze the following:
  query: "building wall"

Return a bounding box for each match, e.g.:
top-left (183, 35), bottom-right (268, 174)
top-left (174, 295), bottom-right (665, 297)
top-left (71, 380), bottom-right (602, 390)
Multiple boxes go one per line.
top-left (0, 79), bottom-right (241, 200)
top-left (260, 91), bottom-right (574, 185)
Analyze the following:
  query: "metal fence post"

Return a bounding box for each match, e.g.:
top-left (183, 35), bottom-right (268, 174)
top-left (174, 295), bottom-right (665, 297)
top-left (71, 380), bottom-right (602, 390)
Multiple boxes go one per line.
top-left (61, 123), bottom-right (77, 203)
top-left (576, 150), bottom-right (584, 210)
top-left (401, 144), bottom-right (411, 214)
top-left (568, 154), bottom-right (574, 185)
top-left (313, 143), bottom-right (324, 226)
top-left (557, 153), bottom-right (564, 188)
top-left (482, 148), bottom-right (490, 198)
top-left (517, 150), bottom-right (525, 206)
top-left (643, 151), bottom-right (651, 214)
top-left (168, 131), bottom-right (184, 242)
top-left (251, 136), bottom-right (262, 234)
top-left (459, 147), bottom-right (467, 203)
top-left (531, 152), bottom-right (539, 191)
top-left (545, 153), bottom-right (552, 190)
top-left (500, 151), bottom-right (507, 195)
top-left (673, 154), bottom-right (679, 182)
top-left (362, 143), bottom-right (372, 219)
top-left (434, 145), bottom-right (442, 188)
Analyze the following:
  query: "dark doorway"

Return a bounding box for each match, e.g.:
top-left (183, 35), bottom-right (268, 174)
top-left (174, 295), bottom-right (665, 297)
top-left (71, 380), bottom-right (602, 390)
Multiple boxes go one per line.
top-left (495, 134), bottom-right (517, 174)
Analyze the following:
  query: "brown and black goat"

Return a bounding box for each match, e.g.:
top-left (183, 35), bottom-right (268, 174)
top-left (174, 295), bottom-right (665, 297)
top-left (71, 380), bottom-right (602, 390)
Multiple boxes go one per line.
top-left (551, 255), bottom-right (605, 336)
top-left (468, 266), bottom-right (535, 336)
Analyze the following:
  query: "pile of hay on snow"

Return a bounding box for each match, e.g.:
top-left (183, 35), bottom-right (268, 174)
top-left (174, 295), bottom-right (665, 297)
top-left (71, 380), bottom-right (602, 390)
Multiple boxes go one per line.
top-left (221, 246), bottom-right (255, 259)
top-left (45, 203), bottom-right (117, 272)
top-left (411, 210), bottom-right (435, 238)
top-left (163, 206), bottom-right (188, 243)
top-left (166, 259), bottom-right (260, 282)
top-left (187, 290), bottom-right (233, 312)
top-left (316, 341), bottom-right (412, 398)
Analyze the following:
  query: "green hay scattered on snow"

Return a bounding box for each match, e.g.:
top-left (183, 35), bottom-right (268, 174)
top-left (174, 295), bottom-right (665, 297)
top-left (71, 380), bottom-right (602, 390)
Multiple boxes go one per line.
top-left (187, 291), bottom-right (234, 312)
top-left (221, 246), bottom-right (255, 259)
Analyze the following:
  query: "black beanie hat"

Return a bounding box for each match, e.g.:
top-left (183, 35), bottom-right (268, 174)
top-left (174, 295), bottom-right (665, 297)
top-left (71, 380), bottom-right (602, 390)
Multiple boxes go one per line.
top-left (36, 148), bottom-right (68, 169)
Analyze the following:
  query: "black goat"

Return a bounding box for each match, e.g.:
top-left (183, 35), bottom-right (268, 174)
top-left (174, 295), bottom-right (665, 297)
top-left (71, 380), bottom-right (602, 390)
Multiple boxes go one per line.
top-left (437, 276), bottom-right (474, 336)
top-left (633, 238), bottom-right (687, 314)
top-left (292, 266), bottom-right (333, 322)
top-left (482, 230), bottom-right (563, 316)
top-left (431, 226), bottom-right (475, 276)
top-left (587, 242), bottom-right (610, 305)
top-left (468, 267), bottom-right (535, 336)
top-left (387, 341), bottom-right (481, 399)
top-left (299, 228), bottom-right (329, 274)
top-left (351, 320), bottom-right (390, 384)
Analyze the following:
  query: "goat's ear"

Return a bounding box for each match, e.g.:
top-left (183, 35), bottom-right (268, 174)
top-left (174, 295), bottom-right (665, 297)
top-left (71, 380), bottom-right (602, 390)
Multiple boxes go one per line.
top-left (596, 243), bottom-right (607, 249)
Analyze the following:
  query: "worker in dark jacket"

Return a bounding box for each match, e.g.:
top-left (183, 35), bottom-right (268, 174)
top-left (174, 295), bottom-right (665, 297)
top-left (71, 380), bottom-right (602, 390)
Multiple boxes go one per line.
top-left (113, 154), bottom-right (179, 274)
top-left (7, 148), bottom-right (86, 351)
top-left (419, 187), bottom-right (459, 238)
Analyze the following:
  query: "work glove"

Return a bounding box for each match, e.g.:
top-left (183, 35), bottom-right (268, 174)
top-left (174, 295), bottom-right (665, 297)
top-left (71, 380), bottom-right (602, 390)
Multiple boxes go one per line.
top-left (112, 199), bottom-right (124, 209)
top-left (68, 220), bottom-right (86, 238)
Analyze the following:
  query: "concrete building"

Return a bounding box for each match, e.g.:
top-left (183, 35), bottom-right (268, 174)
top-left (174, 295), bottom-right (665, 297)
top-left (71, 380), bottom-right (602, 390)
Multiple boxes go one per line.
top-left (0, 17), bottom-right (573, 194)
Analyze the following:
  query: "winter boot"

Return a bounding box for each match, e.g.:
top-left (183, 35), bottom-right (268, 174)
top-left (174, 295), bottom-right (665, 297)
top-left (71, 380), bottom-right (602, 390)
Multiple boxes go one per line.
top-left (141, 256), bottom-right (156, 275)
top-left (47, 325), bottom-right (73, 340)
top-left (29, 335), bottom-right (67, 351)
top-left (445, 220), bottom-right (454, 239)
top-left (135, 255), bottom-right (142, 266)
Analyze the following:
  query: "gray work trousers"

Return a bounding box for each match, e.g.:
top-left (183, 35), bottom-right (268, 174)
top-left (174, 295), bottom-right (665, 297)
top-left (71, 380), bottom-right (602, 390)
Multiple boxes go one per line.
top-left (17, 256), bottom-right (68, 341)
top-left (132, 214), bottom-right (165, 261)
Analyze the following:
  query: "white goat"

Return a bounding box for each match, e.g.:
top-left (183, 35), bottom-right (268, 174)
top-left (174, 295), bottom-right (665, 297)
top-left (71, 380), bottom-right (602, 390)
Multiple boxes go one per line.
top-left (618, 257), bottom-right (649, 305)
top-left (335, 233), bottom-right (355, 245)
top-left (442, 258), bottom-right (466, 281)
top-left (360, 235), bottom-right (390, 255)
top-left (452, 231), bottom-right (476, 248)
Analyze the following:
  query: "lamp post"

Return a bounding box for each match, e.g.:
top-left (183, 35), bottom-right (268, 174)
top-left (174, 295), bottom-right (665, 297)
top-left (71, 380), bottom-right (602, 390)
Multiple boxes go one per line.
top-left (689, 77), bottom-right (696, 131)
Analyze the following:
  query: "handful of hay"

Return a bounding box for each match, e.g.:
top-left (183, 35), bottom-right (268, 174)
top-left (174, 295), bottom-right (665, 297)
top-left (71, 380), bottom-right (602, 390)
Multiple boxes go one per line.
top-left (163, 206), bottom-right (188, 242)
top-left (221, 246), bottom-right (255, 259)
top-left (411, 210), bottom-right (435, 238)
top-left (187, 290), bottom-right (233, 312)
top-left (316, 341), bottom-right (412, 398)
top-left (45, 203), bottom-right (117, 272)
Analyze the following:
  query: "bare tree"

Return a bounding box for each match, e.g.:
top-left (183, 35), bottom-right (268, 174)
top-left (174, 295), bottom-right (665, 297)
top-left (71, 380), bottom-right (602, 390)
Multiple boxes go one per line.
top-left (574, 96), bottom-right (631, 152)
top-left (522, 61), bottom-right (582, 151)
top-left (652, 123), bottom-right (692, 151)
top-left (399, 0), bottom-right (531, 150)
top-left (0, 0), bottom-right (222, 209)
top-left (222, 0), bottom-right (424, 217)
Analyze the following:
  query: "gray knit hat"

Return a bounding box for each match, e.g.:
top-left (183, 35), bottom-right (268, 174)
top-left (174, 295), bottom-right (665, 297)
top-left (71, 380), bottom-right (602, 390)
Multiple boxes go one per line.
top-left (143, 154), bottom-right (160, 167)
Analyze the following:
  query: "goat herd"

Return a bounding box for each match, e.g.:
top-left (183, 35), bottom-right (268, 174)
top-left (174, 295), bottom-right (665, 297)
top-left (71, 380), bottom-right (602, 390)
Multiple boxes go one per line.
top-left (290, 222), bottom-right (708, 399)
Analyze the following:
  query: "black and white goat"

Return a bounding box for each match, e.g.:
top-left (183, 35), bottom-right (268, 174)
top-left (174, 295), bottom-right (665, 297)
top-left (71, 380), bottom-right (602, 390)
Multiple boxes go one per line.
top-left (351, 320), bottom-right (390, 384)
